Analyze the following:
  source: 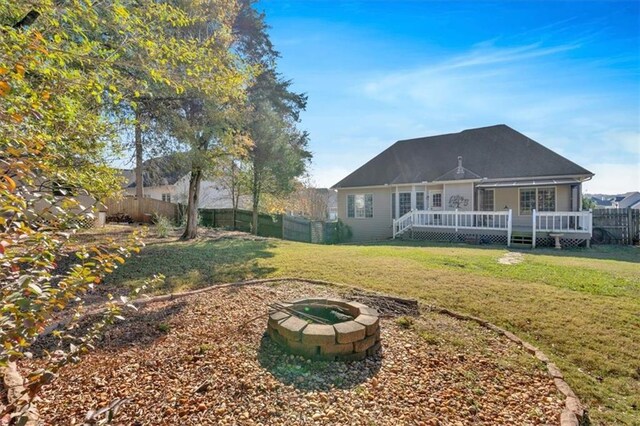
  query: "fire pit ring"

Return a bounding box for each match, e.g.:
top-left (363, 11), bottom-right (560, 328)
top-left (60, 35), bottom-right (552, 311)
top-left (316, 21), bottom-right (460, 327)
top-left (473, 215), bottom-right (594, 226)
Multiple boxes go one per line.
top-left (267, 298), bottom-right (381, 361)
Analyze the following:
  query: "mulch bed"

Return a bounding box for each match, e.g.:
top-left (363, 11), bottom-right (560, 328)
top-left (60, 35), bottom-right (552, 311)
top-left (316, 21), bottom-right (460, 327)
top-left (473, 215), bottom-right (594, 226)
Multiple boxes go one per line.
top-left (26, 280), bottom-right (564, 425)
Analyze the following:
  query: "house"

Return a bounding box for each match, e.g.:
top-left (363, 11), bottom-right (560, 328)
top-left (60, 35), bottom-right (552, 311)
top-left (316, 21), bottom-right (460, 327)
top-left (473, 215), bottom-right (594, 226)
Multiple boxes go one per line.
top-left (333, 125), bottom-right (594, 247)
top-left (121, 155), bottom-right (250, 209)
top-left (588, 195), bottom-right (616, 208)
top-left (612, 192), bottom-right (640, 210)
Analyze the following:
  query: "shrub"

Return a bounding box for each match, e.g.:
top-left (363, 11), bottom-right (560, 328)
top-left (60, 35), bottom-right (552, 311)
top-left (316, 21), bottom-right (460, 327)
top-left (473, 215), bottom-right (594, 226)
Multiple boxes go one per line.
top-left (153, 214), bottom-right (173, 238)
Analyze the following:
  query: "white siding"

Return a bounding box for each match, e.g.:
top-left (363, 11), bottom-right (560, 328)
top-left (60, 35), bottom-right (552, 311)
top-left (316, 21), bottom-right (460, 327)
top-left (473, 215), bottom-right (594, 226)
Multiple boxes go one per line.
top-left (124, 176), bottom-right (250, 209)
top-left (443, 182), bottom-right (474, 211)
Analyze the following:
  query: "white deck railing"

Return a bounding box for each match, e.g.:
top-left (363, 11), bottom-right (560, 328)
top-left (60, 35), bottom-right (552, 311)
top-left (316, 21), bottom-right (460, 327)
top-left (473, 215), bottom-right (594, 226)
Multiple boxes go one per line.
top-left (393, 209), bottom-right (513, 244)
top-left (393, 209), bottom-right (593, 248)
top-left (532, 209), bottom-right (592, 234)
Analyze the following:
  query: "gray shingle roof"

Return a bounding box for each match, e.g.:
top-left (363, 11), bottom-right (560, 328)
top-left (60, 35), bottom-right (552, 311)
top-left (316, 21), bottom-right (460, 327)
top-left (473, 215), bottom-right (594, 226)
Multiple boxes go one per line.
top-left (333, 125), bottom-right (593, 188)
top-left (127, 153), bottom-right (190, 188)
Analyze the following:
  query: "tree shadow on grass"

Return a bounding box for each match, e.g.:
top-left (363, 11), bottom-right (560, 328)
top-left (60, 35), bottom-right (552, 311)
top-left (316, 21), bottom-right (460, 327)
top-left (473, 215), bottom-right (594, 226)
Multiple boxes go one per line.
top-left (99, 238), bottom-right (278, 299)
top-left (256, 334), bottom-right (382, 392)
top-left (32, 300), bottom-right (189, 358)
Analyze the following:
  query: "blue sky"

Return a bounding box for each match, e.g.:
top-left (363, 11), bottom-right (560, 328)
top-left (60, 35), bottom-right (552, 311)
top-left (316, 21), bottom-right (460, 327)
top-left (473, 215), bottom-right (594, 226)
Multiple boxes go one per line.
top-left (258, 0), bottom-right (640, 193)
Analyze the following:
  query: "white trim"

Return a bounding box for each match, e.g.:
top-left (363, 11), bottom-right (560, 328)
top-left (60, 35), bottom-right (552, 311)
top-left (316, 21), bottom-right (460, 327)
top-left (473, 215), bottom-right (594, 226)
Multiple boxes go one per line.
top-left (346, 193), bottom-right (375, 219)
top-left (429, 190), bottom-right (443, 210)
top-left (480, 188), bottom-right (495, 211)
top-left (334, 174), bottom-right (593, 191)
top-left (346, 192), bottom-right (375, 220)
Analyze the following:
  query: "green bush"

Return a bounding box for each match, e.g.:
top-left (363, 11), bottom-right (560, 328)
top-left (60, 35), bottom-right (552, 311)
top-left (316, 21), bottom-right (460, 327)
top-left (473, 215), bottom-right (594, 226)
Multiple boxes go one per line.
top-left (153, 214), bottom-right (173, 238)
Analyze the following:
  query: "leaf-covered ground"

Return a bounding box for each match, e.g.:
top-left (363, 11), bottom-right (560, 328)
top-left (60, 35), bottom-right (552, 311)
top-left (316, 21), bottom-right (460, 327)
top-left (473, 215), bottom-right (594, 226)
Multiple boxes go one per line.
top-left (29, 281), bottom-right (563, 425)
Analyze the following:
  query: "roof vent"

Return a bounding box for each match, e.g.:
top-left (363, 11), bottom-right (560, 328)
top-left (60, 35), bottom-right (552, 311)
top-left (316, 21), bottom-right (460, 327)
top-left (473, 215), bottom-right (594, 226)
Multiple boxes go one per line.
top-left (455, 156), bottom-right (464, 179)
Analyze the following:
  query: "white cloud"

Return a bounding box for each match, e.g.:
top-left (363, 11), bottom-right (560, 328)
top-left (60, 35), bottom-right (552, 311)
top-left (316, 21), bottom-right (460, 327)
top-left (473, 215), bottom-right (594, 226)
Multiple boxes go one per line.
top-left (582, 163), bottom-right (640, 194)
top-left (351, 39), bottom-right (639, 194)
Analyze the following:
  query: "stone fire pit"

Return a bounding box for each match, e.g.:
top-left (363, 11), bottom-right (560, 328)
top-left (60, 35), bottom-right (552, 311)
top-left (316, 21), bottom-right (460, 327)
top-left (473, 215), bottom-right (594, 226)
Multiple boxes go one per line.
top-left (267, 298), bottom-right (381, 361)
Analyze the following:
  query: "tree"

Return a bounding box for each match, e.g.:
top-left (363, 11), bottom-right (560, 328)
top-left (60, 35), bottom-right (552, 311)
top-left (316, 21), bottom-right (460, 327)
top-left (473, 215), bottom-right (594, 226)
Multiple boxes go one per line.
top-left (244, 70), bottom-right (311, 234)
top-left (0, 0), bottom-right (244, 420)
top-left (582, 196), bottom-right (597, 210)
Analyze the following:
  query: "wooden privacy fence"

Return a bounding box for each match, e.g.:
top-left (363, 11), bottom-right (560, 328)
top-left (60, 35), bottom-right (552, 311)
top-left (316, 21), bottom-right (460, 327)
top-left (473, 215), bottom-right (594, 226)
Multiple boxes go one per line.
top-left (103, 197), bottom-right (180, 223)
top-left (591, 208), bottom-right (640, 245)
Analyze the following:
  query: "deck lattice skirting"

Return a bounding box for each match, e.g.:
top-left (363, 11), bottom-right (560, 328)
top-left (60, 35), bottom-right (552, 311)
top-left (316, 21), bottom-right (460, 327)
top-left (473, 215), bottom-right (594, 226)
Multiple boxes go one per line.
top-left (36, 276), bottom-right (585, 425)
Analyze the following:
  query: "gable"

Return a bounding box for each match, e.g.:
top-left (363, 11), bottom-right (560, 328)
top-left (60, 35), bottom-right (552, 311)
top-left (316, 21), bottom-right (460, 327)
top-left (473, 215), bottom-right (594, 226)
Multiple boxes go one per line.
top-left (333, 125), bottom-right (593, 188)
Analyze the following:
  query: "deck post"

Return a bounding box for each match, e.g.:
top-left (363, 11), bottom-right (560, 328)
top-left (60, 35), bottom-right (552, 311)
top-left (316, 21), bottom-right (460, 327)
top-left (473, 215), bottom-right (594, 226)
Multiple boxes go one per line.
top-left (532, 209), bottom-right (537, 249)
top-left (507, 209), bottom-right (512, 247)
top-left (455, 208), bottom-right (459, 232)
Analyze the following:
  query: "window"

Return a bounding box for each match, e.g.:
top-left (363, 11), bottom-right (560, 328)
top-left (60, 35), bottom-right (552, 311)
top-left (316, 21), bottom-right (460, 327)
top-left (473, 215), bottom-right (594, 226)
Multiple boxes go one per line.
top-left (416, 192), bottom-right (425, 210)
top-left (347, 193), bottom-right (373, 218)
top-left (481, 189), bottom-right (495, 211)
top-left (519, 189), bottom-right (536, 214)
top-left (399, 192), bottom-right (411, 216)
top-left (162, 193), bottom-right (171, 203)
top-left (537, 188), bottom-right (556, 211)
top-left (432, 192), bottom-right (442, 208)
top-left (519, 187), bottom-right (555, 214)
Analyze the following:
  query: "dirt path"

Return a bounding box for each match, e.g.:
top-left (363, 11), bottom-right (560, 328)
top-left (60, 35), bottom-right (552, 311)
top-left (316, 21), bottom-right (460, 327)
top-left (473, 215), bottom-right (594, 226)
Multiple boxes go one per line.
top-left (497, 251), bottom-right (525, 265)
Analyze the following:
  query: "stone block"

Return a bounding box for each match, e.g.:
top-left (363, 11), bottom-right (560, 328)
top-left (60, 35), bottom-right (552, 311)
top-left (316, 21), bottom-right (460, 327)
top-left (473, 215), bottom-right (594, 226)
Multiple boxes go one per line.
top-left (268, 311), bottom-right (290, 328)
top-left (287, 340), bottom-right (320, 358)
top-left (358, 307), bottom-right (380, 317)
top-left (521, 341), bottom-right (537, 354)
top-left (565, 397), bottom-right (584, 419)
top-left (333, 321), bottom-right (366, 344)
top-left (367, 341), bottom-right (382, 356)
top-left (301, 324), bottom-right (336, 345)
top-left (554, 378), bottom-right (577, 399)
top-left (560, 408), bottom-right (579, 426)
top-left (546, 363), bottom-right (563, 379)
top-left (320, 342), bottom-right (354, 356)
top-left (354, 314), bottom-right (379, 336)
top-left (328, 298), bottom-right (359, 316)
top-left (277, 316), bottom-right (308, 342)
top-left (534, 350), bottom-right (550, 363)
top-left (353, 333), bottom-right (377, 353)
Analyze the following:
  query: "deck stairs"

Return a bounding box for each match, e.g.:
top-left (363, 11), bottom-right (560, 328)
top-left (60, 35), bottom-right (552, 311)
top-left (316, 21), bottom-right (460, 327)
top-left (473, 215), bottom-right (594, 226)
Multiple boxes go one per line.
top-left (510, 232), bottom-right (533, 247)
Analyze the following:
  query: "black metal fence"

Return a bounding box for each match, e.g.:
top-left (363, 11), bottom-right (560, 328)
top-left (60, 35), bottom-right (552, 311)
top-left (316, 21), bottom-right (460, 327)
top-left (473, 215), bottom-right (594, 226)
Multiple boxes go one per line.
top-left (199, 208), bottom-right (343, 243)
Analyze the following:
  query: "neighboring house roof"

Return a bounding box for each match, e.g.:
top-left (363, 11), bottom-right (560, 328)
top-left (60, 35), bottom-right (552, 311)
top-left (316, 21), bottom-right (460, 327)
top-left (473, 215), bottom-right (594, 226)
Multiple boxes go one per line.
top-left (589, 196), bottom-right (614, 207)
top-left (333, 125), bottom-right (593, 188)
top-left (127, 154), bottom-right (190, 188)
top-left (117, 169), bottom-right (136, 188)
top-left (617, 192), bottom-right (640, 209)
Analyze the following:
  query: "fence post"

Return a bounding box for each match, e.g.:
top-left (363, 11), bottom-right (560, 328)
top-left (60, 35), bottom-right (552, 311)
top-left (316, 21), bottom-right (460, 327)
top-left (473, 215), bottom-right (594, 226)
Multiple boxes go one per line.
top-left (532, 209), bottom-right (537, 249)
top-left (507, 209), bottom-right (512, 247)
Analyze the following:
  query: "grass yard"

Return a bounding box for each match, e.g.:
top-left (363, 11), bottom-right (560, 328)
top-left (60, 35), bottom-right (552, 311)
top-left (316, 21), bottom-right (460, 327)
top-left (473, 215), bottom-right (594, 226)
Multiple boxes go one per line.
top-left (99, 226), bottom-right (639, 424)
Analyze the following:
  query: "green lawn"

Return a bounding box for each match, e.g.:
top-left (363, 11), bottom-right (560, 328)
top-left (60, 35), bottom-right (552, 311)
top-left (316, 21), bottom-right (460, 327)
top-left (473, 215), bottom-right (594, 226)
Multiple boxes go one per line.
top-left (104, 228), bottom-right (640, 424)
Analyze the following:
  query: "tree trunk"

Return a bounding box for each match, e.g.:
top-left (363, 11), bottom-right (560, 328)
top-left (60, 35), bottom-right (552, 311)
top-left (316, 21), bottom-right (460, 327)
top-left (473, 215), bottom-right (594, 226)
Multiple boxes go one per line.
top-left (252, 171), bottom-right (259, 235)
top-left (181, 168), bottom-right (202, 240)
top-left (134, 108), bottom-right (144, 221)
top-left (231, 161), bottom-right (237, 229)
